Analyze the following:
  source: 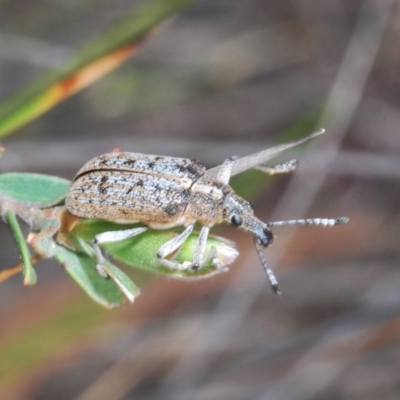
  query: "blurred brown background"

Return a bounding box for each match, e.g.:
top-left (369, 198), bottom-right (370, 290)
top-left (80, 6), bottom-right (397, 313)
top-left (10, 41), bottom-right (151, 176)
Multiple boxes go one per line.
top-left (0, 0), bottom-right (399, 399)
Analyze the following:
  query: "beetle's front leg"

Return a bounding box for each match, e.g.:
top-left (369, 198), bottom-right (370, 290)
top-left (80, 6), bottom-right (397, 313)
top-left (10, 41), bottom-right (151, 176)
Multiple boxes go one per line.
top-left (192, 226), bottom-right (226, 271)
top-left (191, 225), bottom-right (210, 270)
top-left (92, 227), bottom-right (148, 277)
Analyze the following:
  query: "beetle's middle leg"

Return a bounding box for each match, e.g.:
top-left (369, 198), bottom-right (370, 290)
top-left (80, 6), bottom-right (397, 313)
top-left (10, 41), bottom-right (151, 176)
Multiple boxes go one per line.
top-left (156, 224), bottom-right (194, 270)
top-left (92, 227), bottom-right (148, 276)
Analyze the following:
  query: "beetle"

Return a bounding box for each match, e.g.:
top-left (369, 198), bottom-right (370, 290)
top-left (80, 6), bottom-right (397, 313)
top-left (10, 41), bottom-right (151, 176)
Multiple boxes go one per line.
top-left (65, 129), bottom-right (348, 294)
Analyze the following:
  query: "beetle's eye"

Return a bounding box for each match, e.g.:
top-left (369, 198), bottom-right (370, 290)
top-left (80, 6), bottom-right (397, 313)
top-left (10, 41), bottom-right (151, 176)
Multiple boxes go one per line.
top-left (231, 214), bottom-right (242, 226)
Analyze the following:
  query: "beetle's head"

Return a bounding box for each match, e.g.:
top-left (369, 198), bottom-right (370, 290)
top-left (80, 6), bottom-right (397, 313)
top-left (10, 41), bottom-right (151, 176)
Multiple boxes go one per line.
top-left (223, 193), bottom-right (280, 294)
top-left (223, 193), bottom-right (273, 247)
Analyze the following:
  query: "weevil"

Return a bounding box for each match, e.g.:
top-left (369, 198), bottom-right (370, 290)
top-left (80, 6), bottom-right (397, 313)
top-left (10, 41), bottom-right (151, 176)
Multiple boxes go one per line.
top-left (65, 129), bottom-right (348, 294)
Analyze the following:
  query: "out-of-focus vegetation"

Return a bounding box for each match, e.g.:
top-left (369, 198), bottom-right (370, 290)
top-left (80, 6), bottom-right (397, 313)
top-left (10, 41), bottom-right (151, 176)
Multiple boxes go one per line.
top-left (0, 1), bottom-right (399, 399)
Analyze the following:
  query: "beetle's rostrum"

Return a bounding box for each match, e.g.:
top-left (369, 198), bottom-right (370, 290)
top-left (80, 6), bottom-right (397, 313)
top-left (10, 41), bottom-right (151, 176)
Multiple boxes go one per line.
top-left (65, 130), bottom-right (349, 295)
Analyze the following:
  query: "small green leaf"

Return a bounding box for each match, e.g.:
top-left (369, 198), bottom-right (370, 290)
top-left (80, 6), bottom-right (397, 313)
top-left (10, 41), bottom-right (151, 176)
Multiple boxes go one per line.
top-left (55, 245), bottom-right (127, 308)
top-left (0, 173), bottom-right (70, 207)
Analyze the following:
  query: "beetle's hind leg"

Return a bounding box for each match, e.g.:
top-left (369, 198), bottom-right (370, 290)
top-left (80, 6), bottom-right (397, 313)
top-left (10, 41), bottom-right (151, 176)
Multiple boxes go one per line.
top-left (92, 227), bottom-right (148, 277)
top-left (217, 156), bottom-right (298, 183)
top-left (217, 157), bottom-right (237, 184)
top-left (255, 159), bottom-right (298, 175)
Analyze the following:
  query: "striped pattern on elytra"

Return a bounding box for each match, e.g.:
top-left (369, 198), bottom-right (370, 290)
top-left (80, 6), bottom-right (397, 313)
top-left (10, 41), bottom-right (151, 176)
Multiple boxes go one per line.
top-left (67, 170), bottom-right (191, 226)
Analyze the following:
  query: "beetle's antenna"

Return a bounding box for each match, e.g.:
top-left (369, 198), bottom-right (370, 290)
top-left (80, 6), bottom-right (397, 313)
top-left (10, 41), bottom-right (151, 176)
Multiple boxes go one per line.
top-left (256, 217), bottom-right (348, 295)
top-left (254, 239), bottom-right (281, 295)
top-left (267, 217), bottom-right (349, 228)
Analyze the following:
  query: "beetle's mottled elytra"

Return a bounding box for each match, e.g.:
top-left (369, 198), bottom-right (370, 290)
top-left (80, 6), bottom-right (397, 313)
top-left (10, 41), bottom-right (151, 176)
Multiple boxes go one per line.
top-left (65, 129), bottom-right (349, 294)
top-left (67, 153), bottom-right (207, 226)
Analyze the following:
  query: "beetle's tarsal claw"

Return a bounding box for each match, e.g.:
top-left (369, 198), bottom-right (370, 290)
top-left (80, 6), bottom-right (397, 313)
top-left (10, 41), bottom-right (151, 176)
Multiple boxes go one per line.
top-left (254, 239), bottom-right (280, 295)
top-left (191, 263), bottom-right (200, 271)
top-left (96, 264), bottom-right (108, 279)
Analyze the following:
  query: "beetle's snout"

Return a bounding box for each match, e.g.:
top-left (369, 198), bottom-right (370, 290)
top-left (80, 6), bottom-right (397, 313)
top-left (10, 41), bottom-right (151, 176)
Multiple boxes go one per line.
top-left (256, 227), bottom-right (274, 247)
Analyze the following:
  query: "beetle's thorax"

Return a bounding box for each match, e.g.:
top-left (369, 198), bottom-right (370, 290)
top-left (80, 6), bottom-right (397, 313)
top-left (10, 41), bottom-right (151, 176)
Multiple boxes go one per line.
top-left (185, 175), bottom-right (232, 226)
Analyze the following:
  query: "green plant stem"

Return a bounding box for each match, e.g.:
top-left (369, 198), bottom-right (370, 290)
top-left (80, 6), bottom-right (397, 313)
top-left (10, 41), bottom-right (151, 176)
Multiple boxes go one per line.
top-left (4, 210), bottom-right (37, 285)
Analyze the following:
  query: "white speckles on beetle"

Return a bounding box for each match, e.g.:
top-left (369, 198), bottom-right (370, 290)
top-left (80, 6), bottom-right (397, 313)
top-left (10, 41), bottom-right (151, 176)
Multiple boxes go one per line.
top-left (65, 129), bottom-right (349, 295)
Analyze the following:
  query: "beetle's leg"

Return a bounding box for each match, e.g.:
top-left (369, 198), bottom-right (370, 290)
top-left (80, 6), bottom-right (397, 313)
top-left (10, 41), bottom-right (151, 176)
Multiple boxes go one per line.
top-left (217, 157), bottom-right (298, 182)
top-left (192, 227), bottom-right (228, 271)
top-left (217, 156), bottom-right (238, 184)
top-left (157, 225), bottom-right (223, 272)
top-left (201, 245), bottom-right (225, 270)
top-left (255, 159), bottom-right (298, 175)
top-left (156, 224), bottom-right (194, 269)
top-left (92, 227), bottom-right (148, 277)
top-left (191, 226), bottom-right (210, 270)
top-left (157, 258), bottom-right (193, 271)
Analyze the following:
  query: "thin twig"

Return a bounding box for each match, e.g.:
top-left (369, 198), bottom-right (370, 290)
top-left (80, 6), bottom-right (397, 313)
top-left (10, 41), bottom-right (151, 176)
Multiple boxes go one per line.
top-left (0, 255), bottom-right (40, 284)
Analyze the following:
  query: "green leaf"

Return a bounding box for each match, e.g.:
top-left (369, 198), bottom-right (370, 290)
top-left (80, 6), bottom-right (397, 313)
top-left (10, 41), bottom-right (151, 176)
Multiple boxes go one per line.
top-left (55, 245), bottom-right (128, 308)
top-left (0, 173), bottom-right (70, 207)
